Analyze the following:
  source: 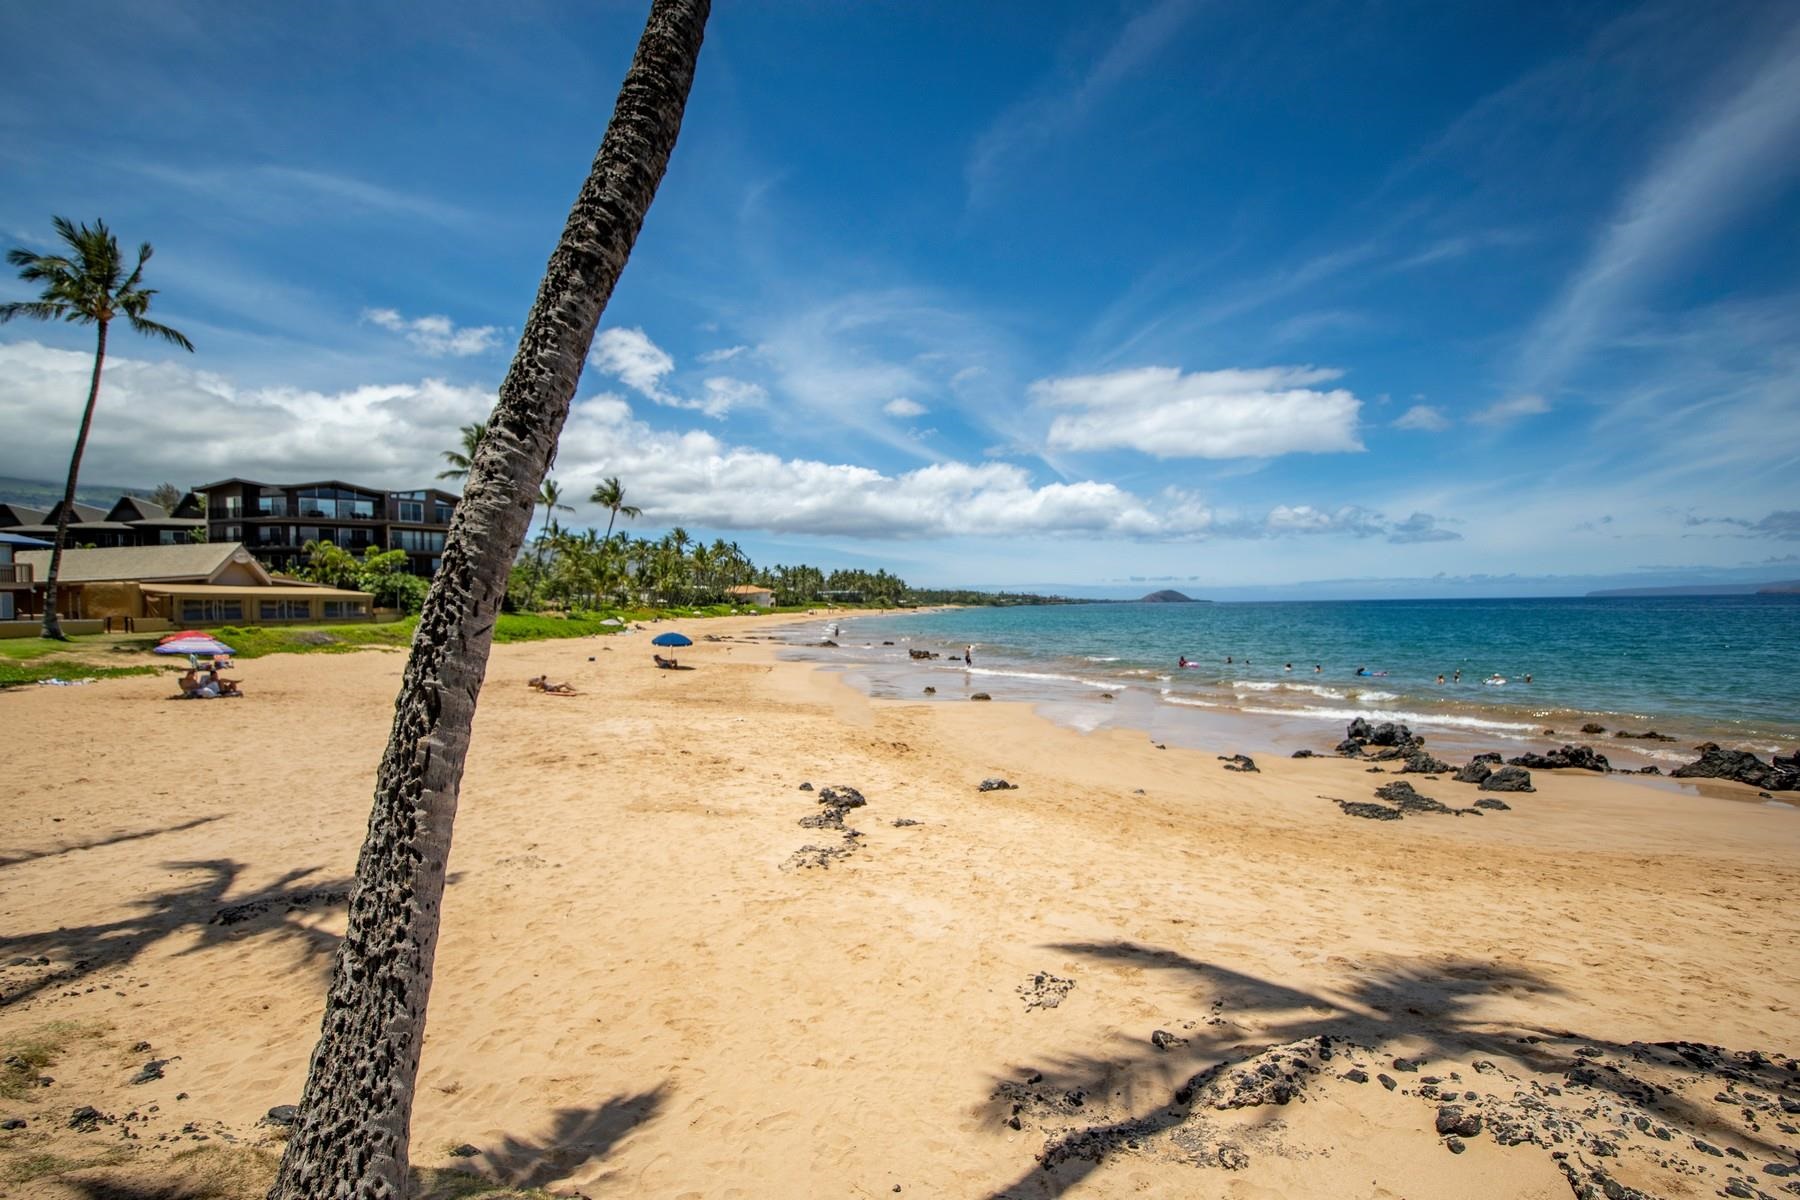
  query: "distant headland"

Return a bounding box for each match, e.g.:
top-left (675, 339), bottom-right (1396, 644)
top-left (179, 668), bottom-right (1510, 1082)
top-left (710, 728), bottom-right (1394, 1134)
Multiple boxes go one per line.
top-left (1137, 589), bottom-right (1208, 603)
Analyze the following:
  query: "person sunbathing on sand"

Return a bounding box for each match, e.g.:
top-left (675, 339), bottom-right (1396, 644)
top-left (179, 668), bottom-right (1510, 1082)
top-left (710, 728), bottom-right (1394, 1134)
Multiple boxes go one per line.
top-left (527, 674), bottom-right (577, 694)
top-left (652, 654), bottom-right (680, 670)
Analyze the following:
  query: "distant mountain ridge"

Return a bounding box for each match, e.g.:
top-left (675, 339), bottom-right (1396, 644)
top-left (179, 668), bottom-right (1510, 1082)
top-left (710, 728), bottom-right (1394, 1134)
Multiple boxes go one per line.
top-left (1587, 580), bottom-right (1800, 597)
top-left (0, 475), bottom-right (156, 511)
top-left (1139, 589), bottom-right (1206, 603)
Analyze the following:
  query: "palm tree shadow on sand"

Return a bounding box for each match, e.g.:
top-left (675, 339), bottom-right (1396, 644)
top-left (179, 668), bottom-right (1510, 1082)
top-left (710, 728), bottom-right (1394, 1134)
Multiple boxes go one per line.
top-left (980, 940), bottom-right (1800, 1199)
top-left (0, 859), bottom-right (351, 1008)
top-left (460, 1085), bottom-right (672, 1191)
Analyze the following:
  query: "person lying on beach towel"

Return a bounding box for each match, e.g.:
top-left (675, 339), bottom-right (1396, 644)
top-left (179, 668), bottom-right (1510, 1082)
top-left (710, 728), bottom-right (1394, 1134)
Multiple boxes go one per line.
top-left (205, 666), bottom-right (243, 697)
top-left (652, 654), bottom-right (680, 670)
top-left (527, 675), bottom-right (578, 694)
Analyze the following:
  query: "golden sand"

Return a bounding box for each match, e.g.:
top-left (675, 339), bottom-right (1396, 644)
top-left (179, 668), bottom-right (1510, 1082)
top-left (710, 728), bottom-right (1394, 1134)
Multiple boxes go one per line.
top-left (1, 613), bottom-right (1796, 1198)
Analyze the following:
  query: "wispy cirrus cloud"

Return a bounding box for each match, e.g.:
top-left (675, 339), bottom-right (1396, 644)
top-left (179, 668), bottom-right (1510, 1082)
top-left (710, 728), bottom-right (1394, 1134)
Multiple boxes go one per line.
top-left (1516, 15), bottom-right (1800, 390)
top-left (1471, 393), bottom-right (1550, 425)
top-left (966, 0), bottom-right (1204, 203)
top-left (128, 162), bottom-right (473, 228)
top-left (589, 327), bottom-right (756, 418)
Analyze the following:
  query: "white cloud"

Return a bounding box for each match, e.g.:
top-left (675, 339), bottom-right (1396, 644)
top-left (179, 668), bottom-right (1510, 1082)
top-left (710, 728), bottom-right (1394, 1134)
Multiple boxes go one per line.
top-left (1472, 393), bottom-right (1550, 425)
top-left (362, 307), bottom-right (499, 357)
top-left (1034, 365), bottom-right (1364, 459)
top-left (883, 397), bottom-right (927, 418)
top-left (1392, 404), bottom-right (1451, 432)
top-left (0, 340), bottom-right (1453, 548)
top-left (697, 345), bottom-right (747, 363)
top-left (1386, 512), bottom-right (1462, 544)
top-left (589, 327), bottom-right (753, 418)
top-left (0, 340), bottom-right (491, 487)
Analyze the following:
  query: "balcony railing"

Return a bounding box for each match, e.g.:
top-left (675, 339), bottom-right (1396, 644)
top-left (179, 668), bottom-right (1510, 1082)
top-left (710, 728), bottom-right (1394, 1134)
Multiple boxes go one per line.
top-left (0, 563), bottom-right (33, 583)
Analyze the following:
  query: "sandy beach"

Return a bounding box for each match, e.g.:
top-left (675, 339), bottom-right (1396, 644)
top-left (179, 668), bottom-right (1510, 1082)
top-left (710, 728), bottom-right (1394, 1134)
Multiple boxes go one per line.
top-left (2, 613), bottom-right (1797, 1198)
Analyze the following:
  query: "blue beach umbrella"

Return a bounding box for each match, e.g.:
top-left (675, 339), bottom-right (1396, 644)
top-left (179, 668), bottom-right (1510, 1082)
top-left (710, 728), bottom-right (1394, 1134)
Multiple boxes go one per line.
top-left (651, 632), bottom-right (693, 648)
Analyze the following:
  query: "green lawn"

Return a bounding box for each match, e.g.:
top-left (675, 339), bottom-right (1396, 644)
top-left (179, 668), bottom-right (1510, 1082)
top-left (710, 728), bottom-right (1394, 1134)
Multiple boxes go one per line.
top-left (0, 603), bottom-right (804, 686)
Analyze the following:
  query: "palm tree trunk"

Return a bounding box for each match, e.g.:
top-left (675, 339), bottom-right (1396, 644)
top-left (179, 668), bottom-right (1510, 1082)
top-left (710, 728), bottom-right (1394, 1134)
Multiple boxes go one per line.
top-left (41, 320), bottom-right (109, 640)
top-left (603, 506), bottom-right (618, 542)
top-left (266, 4), bottom-right (710, 1196)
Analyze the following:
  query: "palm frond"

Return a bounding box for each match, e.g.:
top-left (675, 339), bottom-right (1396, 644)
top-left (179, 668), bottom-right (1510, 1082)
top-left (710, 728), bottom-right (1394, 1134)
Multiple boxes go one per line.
top-left (127, 315), bottom-right (195, 351)
top-left (0, 299), bottom-right (71, 324)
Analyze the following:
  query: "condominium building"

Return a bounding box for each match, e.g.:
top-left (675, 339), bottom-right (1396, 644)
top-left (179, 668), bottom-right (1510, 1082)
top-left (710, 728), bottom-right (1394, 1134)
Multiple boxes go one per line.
top-left (0, 493), bottom-right (207, 548)
top-left (198, 478), bottom-right (460, 577)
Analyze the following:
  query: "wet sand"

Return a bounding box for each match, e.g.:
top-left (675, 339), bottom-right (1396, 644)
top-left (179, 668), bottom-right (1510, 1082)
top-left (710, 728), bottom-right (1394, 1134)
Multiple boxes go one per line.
top-left (1, 613), bottom-right (1796, 1198)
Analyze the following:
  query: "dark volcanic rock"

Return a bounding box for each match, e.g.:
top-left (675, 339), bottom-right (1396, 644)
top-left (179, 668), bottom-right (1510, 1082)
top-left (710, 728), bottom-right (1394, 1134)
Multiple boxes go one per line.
top-left (1613, 729), bottom-right (1677, 741)
top-left (1481, 766), bottom-right (1536, 793)
top-left (1436, 1105), bottom-right (1482, 1137)
top-left (449, 1143), bottom-right (479, 1158)
top-left (1509, 744), bottom-right (1609, 773)
top-left (69, 1105), bottom-right (105, 1131)
top-left (1472, 751), bottom-right (1503, 764)
top-left (1374, 781), bottom-right (1452, 814)
top-left (970, 692), bottom-right (992, 701)
top-left (1347, 718), bottom-right (1373, 741)
top-left (1671, 747), bottom-right (1798, 791)
top-left (799, 808), bottom-right (846, 830)
top-left (1151, 1029), bottom-right (1188, 1051)
top-left (798, 782), bottom-right (814, 791)
top-left (1017, 972), bottom-right (1075, 1011)
top-left (1774, 748), bottom-right (1799, 772)
top-left (1334, 799), bottom-right (1403, 821)
top-left (1367, 722), bottom-right (1414, 747)
top-left (1402, 750), bottom-right (1452, 774)
top-left (1473, 797), bottom-right (1512, 811)
top-left (0, 1117), bottom-right (23, 1129)
top-left (1336, 738), bottom-right (1365, 757)
top-left (264, 1104), bottom-right (299, 1126)
top-left (818, 786), bottom-right (867, 810)
top-left (1291, 749), bottom-right (1316, 758)
top-left (978, 777), bottom-right (1017, 791)
top-left (1219, 754), bottom-right (1259, 773)
top-left (1581, 723), bottom-right (1606, 735)
top-left (1453, 760), bottom-right (1494, 785)
top-left (129, 1059), bottom-right (170, 1085)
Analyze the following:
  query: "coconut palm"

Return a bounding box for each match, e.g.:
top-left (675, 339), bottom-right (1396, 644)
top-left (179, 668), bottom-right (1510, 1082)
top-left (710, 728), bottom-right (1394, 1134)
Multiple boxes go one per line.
top-left (436, 421), bottom-right (488, 481)
top-left (2, 217), bottom-right (193, 638)
top-left (590, 474), bottom-right (642, 541)
top-left (266, 3), bottom-right (711, 1195)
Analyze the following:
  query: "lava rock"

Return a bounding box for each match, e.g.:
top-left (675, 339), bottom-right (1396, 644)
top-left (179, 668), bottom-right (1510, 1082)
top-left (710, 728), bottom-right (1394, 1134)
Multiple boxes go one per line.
top-left (449, 1143), bottom-right (479, 1158)
top-left (1581, 723), bottom-right (1606, 734)
top-left (1334, 799), bottom-right (1403, 821)
top-left (69, 1106), bottom-right (104, 1131)
top-left (1671, 747), bottom-right (1798, 791)
top-left (1377, 1073), bottom-right (1397, 1091)
top-left (1, 1117), bottom-right (24, 1129)
top-left (1343, 1068), bottom-right (1369, 1083)
top-left (891, 818), bottom-right (921, 827)
top-left (970, 693), bottom-right (991, 701)
top-left (1347, 718), bottom-right (1373, 740)
top-left (1367, 722), bottom-right (1414, 747)
top-left (922, 686), bottom-right (935, 694)
top-left (264, 1104), bottom-right (299, 1126)
top-left (1436, 1105), bottom-right (1482, 1137)
top-left (1336, 738), bottom-right (1366, 756)
top-left (1151, 1029), bottom-right (1188, 1051)
top-left (1216, 1144), bottom-right (1250, 1170)
top-left (798, 782), bottom-right (813, 791)
top-left (978, 778), bottom-right (1017, 792)
top-left (129, 1059), bottom-right (170, 1085)
top-left (1481, 766), bottom-right (1536, 793)
top-left (1444, 1136), bottom-right (1466, 1154)
top-left (1453, 760), bottom-right (1493, 785)
top-left (1374, 781), bottom-right (1452, 814)
top-left (1219, 754), bottom-right (1259, 773)
top-left (1613, 729), bottom-right (1677, 741)
top-left (818, 786), bottom-right (867, 810)
top-left (1473, 798), bottom-right (1512, 811)
top-left (1403, 750), bottom-right (1452, 774)
top-left (1509, 745), bottom-right (1609, 772)
top-left (1291, 749), bottom-right (1315, 758)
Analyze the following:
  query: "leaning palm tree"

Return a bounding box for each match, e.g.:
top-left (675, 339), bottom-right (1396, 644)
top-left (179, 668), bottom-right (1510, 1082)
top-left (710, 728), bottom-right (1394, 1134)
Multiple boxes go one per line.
top-left (267, 3), bottom-right (710, 1196)
top-left (1, 218), bottom-right (193, 638)
top-left (436, 421), bottom-right (488, 481)
top-left (590, 474), bottom-right (643, 541)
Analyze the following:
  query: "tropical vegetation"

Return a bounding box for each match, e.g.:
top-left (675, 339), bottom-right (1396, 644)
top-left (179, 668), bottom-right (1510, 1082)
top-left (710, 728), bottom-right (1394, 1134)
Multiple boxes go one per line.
top-left (1, 217), bottom-right (194, 639)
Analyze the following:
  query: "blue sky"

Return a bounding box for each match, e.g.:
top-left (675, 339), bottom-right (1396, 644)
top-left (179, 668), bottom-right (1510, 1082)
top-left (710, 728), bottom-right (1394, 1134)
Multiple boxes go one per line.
top-left (2, 0), bottom-right (1797, 597)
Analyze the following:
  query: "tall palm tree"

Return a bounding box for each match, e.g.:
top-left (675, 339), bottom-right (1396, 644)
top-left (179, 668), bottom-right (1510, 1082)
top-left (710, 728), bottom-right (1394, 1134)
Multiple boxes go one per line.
top-left (436, 421), bottom-right (488, 481)
top-left (266, 3), bottom-right (711, 1196)
top-left (590, 474), bottom-right (642, 541)
top-left (2, 217), bottom-right (193, 638)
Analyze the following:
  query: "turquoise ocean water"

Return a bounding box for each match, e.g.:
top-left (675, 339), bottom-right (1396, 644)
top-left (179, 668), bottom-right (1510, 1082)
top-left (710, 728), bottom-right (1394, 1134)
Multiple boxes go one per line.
top-left (778, 596), bottom-right (1799, 763)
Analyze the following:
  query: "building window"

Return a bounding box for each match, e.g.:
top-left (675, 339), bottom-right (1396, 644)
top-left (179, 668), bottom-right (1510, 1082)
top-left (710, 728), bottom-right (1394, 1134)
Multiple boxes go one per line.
top-left (257, 490), bottom-right (289, 516)
top-left (221, 524), bottom-right (242, 542)
top-left (433, 502), bottom-right (454, 524)
top-left (214, 496), bottom-right (243, 519)
top-left (396, 500), bottom-right (424, 522)
top-left (259, 599), bottom-right (313, 621)
top-left (393, 528), bottom-right (444, 553)
top-left (323, 600), bottom-right (368, 619)
top-left (179, 599), bottom-right (244, 622)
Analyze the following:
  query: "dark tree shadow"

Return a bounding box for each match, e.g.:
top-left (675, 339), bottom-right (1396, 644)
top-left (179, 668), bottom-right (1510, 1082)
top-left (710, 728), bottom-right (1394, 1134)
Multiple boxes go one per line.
top-left (982, 940), bottom-right (1798, 1198)
top-left (0, 859), bottom-right (349, 1007)
top-left (466, 1086), bottom-right (671, 1190)
top-left (0, 814), bottom-right (224, 868)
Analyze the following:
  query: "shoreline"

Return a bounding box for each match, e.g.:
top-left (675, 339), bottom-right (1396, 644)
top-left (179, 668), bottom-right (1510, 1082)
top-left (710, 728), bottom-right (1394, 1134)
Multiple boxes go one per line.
top-left (1, 614), bottom-right (1795, 1197)
top-left (777, 609), bottom-right (1796, 782)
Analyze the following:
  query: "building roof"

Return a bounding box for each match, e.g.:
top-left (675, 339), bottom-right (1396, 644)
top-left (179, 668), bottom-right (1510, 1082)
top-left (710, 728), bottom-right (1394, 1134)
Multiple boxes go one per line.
top-left (40, 501), bottom-right (109, 523)
top-left (0, 503), bottom-right (48, 526)
top-left (0, 531), bottom-right (51, 548)
top-left (727, 584), bottom-right (773, 594)
top-left (196, 477), bottom-right (461, 503)
top-left (139, 582), bottom-right (373, 599)
top-left (106, 496), bottom-right (169, 522)
top-left (14, 542), bottom-right (273, 584)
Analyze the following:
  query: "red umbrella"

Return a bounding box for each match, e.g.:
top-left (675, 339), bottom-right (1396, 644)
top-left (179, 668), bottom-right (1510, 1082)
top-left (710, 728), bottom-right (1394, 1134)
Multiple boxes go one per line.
top-left (158, 630), bottom-right (214, 644)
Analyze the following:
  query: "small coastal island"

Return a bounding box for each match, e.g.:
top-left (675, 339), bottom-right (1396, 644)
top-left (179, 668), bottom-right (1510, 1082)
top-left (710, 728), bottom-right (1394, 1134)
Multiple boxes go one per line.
top-left (1138, 588), bottom-right (1207, 603)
